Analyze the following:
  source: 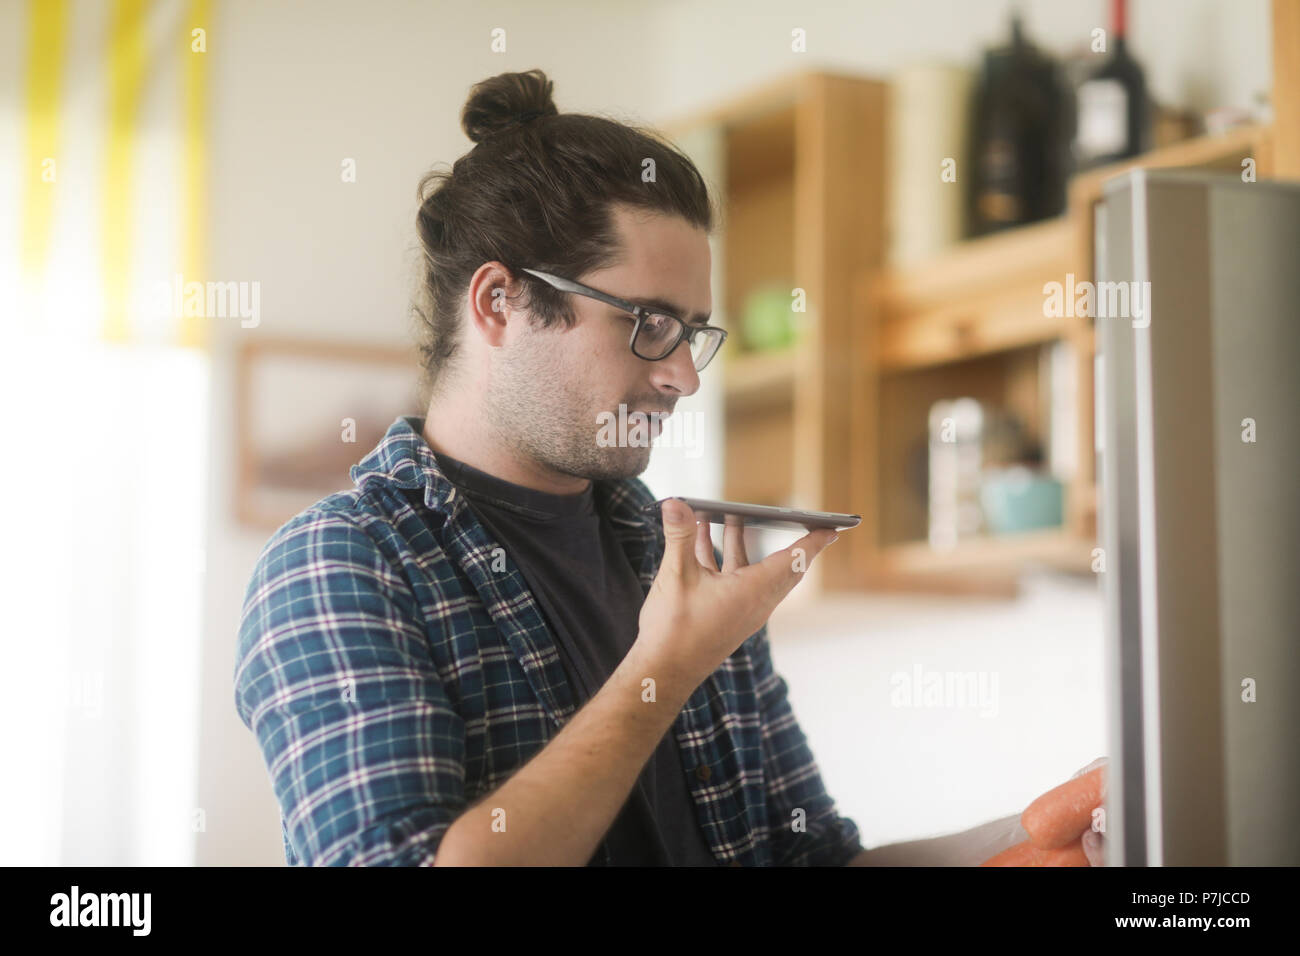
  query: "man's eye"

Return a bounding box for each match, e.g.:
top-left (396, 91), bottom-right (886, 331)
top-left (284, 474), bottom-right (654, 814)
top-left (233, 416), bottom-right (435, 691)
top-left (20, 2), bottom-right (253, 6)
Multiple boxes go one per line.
top-left (642, 313), bottom-right (680, 338)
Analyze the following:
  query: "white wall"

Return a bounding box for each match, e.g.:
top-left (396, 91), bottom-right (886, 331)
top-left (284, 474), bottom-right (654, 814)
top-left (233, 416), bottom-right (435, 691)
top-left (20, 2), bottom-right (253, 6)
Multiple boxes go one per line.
top-left (197, 0), bottom-right (1271, 864)
top-left (769, 571), bottom-right (1106, 850)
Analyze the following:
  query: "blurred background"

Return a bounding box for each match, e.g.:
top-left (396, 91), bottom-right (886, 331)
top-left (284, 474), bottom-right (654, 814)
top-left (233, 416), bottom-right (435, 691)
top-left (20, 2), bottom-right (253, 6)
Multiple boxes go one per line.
top-left (0, 0), bottom-right (1287, 865)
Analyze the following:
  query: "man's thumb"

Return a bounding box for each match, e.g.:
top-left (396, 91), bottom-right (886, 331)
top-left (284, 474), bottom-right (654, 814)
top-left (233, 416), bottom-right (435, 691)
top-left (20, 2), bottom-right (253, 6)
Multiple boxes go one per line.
top-left (659, 498), bottom-right (698, 578)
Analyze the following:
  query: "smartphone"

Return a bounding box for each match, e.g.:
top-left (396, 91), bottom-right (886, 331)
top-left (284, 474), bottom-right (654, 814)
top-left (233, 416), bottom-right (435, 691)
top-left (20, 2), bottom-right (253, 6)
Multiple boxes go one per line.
top-left (641, 496), bottom-right (861, 532)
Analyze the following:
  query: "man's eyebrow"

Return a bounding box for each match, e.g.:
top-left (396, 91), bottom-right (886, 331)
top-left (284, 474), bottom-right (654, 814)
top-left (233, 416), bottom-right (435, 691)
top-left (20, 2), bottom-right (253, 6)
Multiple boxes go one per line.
top-left (621, 295), bottom-right (712, 326)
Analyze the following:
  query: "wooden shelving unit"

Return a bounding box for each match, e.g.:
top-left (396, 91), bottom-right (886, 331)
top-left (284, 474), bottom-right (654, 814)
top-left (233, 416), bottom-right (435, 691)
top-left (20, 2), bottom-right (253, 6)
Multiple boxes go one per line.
top-left (853, 122), bottom-right (1273, 592)
top-left (663, 71), bottom-right (887, 591)
top-left (663, 65), bottom-right (1280, 594)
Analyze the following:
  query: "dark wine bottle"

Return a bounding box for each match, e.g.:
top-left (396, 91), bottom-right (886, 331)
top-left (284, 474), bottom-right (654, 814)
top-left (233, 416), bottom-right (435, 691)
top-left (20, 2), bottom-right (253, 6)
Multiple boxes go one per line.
top-left (969, 10), bottom-right (1073, 236)
top-left (1074, 0), bottom-right (1150, 169)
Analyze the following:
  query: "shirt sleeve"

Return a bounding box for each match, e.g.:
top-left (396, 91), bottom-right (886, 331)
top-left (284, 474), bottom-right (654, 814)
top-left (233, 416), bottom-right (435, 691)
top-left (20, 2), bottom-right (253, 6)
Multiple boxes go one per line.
top-left (234, 510), bottom-right (466, 866)
top-left (746, 621), bottom-right (864, 866)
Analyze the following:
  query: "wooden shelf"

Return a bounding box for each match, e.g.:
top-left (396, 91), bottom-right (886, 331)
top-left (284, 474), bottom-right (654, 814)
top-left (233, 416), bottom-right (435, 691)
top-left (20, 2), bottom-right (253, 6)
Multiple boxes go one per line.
top-left (878, 217), bottom-right (1071, 310)
top-left (1067, 122), bottom-right (1270, 209)
top-left (874, 217), bottom-right (1074, 371)
top-left (874, 217), bottom-right (1073, 371)
top-left (877, 527), bottom-right (1094, 576)
top-left (873, 125), bottom-right (1271, 371)
top-left (722, 348), bottom-right (796, 410)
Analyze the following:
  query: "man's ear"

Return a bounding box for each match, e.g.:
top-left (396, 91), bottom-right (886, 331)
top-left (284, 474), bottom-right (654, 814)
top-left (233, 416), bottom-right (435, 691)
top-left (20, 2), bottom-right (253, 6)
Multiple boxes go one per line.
top-left (466, 262), bottom-right (522, 348)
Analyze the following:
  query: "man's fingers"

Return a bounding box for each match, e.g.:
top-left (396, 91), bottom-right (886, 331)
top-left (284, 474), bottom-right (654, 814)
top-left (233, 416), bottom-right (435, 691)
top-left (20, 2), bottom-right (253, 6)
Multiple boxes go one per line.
top-left (721, 516), bottom-right (748, 572)
top-left (1072, 756), bottom-right (1109, 778)
top-left (1082, 829), bottom-right (1105, 867)
top-left (695, 519), bottom-right (719, 571)
top-left (658, 498), bottom-right (699, 584)
top-left (1072, 757), bottom-right (1108, 866)
top-left (1072, 756), bottom-right (1109, 800)
top-left (757, 527), bottom-right (838, 597)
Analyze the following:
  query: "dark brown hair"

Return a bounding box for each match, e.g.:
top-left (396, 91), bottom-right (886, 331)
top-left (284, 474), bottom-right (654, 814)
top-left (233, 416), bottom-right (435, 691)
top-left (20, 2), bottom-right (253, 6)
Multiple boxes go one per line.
top-left (412, 69), bottom-right (716, 399)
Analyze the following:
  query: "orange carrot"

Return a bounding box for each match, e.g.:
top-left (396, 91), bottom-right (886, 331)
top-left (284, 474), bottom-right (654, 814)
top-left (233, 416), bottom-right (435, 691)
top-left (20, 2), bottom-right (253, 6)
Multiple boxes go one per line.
top-left (980, 837), bottom-right (1091, 867)
top-left (1020, 766), bottom-right (1106, 850)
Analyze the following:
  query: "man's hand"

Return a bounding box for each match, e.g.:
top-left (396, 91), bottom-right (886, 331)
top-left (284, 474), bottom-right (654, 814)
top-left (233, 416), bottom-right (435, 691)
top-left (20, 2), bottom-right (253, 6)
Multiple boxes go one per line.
top-left (635, 499), bottom-right (836, 691)
top-left (989, 755), bottom-right (1108, 867)
top-left (1072, 756), bottom-right (1109, 866)
top-left (852, 756), bottom-right (1109, 866)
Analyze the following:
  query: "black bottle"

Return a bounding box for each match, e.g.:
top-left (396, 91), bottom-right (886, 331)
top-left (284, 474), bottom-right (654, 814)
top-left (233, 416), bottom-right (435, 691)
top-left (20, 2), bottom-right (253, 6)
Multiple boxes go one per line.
top-left (968, 10), bottom-right (1074, 236)
top-left (1074, 0), bottom-right (1150, 169)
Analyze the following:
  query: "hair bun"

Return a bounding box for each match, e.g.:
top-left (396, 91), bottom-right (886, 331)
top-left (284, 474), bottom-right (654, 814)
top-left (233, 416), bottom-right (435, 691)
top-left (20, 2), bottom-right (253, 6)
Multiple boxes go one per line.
top-left (461, 69), bottom-right (559, 144)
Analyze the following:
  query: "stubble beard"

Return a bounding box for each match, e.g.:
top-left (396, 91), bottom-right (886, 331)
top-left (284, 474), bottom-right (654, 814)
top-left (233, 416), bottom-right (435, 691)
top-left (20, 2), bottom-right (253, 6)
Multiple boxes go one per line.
top-left (485, 352), bottom-right (652, 482)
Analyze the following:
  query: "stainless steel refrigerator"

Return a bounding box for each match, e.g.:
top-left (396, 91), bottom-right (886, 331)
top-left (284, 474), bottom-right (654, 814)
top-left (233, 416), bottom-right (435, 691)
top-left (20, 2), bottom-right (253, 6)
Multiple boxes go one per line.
top-left (1095, 169), bottom-right (1300, 866)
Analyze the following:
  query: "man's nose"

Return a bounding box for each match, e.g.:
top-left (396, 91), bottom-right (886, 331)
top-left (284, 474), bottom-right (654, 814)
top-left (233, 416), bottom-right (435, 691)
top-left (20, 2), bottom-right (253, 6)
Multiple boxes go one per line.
top-left (648, 338), bottom-right (701, 397)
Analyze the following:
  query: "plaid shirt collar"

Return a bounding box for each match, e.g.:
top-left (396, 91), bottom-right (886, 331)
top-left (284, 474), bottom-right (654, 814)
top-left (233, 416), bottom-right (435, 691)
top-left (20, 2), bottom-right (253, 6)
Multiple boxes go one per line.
top-left (349, 415), bottom-right (667, 724)
top-left (351, 415), bottom-right (654, 524)
top-left (350, 414), bottom-right (663, 552)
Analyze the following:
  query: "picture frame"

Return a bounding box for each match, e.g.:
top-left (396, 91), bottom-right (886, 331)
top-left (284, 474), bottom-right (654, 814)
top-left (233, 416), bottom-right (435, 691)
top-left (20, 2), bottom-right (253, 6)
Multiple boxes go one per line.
top-left (233, 337), bottom-right (423, 530)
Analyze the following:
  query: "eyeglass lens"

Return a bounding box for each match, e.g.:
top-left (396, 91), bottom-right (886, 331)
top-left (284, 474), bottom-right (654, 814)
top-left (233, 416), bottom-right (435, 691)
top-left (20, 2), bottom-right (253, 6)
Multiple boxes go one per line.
top-left (634, 314), bottom-right (721, 370)
top-left (688, 329), bottom-right (722, 370)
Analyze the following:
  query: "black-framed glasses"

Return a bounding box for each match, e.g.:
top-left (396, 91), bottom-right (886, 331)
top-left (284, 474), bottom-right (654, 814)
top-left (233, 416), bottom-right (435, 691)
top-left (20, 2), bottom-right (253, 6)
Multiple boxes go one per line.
top-left (520, 268), bottom-right (727, 372)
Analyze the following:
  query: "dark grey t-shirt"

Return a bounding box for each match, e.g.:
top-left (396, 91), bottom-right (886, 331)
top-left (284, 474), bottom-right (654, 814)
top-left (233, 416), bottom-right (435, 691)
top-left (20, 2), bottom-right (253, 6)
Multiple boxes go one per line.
top-left (432, 450), bottom-right (717, 867)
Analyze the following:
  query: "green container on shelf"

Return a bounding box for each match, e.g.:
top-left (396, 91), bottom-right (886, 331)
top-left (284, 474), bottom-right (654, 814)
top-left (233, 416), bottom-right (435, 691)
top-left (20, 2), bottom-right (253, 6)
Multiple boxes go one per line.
top-left (740, 283), bottom-right (797, 352)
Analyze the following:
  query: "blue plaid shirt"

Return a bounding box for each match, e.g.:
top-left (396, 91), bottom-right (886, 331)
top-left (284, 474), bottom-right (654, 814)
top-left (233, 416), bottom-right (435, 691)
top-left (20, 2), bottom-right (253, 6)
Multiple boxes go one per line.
top-left (234, 415), bottom-right (863, 866)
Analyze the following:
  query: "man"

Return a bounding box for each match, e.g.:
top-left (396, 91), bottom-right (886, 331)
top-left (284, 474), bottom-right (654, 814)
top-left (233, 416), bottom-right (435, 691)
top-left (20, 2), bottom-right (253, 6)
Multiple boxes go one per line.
top-left (234, 70), bottom-right (1104, 866)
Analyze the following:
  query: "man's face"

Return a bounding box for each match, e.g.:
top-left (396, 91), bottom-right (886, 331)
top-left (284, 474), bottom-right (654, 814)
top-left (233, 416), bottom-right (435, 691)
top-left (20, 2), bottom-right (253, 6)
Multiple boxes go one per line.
top-left (485, 203), bottom-right (712, 482)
